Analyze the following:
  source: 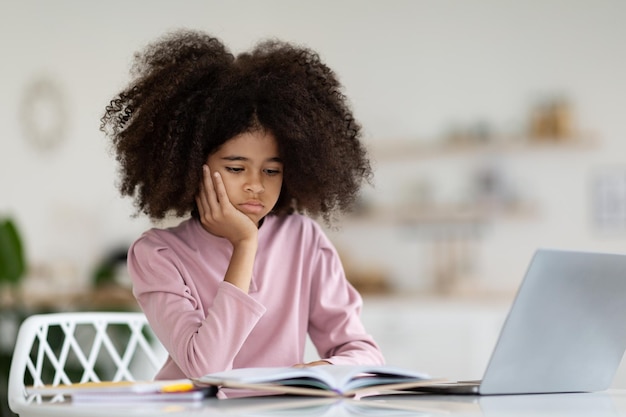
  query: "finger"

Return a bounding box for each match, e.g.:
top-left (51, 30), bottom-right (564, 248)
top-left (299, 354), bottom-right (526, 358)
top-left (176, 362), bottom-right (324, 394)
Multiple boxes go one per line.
top-left (212, 171), bottom-right (231, 210)
top-left (203, 165), bottom-right (221, 213)
top-left (195, 190), bottom-right (209, 219)
top-left (196, 165), bottom-right (213, 216)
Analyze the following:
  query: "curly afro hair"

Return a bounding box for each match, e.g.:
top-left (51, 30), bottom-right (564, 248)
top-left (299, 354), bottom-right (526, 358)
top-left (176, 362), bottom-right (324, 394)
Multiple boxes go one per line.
top-left (101, 29), bottom-right (372, 223)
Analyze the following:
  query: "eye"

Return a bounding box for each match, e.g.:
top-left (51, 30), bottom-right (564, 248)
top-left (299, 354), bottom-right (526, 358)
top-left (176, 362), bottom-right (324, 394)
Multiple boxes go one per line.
top-left (264, 168), bottom-right (282, 176)
top-left (226, 167), bottom-right (244, 173)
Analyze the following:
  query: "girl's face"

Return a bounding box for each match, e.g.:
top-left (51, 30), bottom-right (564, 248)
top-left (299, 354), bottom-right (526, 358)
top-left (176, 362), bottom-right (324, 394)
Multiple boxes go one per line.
top-left (206, 130), bottom-right (284, 225)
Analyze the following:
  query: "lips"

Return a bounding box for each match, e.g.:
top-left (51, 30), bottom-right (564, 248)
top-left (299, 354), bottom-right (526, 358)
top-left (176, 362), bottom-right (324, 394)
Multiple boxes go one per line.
top-left (239, 200), bottom-right (265, 214)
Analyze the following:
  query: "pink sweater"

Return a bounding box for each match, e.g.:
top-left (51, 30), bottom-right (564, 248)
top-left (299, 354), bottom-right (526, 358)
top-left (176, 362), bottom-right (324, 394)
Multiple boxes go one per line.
top-left (128, 214), bottom-right (384, 379)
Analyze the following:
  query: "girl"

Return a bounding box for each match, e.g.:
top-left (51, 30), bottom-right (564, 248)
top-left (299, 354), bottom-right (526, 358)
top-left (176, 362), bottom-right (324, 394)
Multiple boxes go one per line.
top-left (101, 29), bottom-right (385, 381)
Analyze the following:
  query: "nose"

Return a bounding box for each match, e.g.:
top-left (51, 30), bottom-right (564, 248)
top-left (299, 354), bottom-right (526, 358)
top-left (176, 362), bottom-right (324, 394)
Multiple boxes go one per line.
top-left (245, 172), bottom-right (264, 194)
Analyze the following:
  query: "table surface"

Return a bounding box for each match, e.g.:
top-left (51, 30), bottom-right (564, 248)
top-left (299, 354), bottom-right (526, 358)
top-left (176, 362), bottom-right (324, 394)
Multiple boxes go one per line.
top-left (12, 389), bottom-right (626, 417)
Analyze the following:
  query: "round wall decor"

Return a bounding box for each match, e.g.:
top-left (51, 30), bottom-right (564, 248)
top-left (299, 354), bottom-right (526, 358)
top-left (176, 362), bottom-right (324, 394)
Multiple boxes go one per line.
top-left (19, 76), bottom-right (69, 151)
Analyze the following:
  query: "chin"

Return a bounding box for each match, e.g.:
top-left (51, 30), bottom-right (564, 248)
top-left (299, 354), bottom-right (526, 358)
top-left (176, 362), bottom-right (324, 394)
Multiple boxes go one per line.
top-left (247, 214), bottom-right (263, 226)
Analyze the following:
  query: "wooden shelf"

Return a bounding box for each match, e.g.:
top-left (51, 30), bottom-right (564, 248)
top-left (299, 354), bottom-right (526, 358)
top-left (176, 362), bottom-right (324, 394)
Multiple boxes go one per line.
top-left (367, 134), bottom-right (599, 161)
top-left (339, 202), bottom-right (539, 226)
top-left (337, 132), bottom-right (598, 226)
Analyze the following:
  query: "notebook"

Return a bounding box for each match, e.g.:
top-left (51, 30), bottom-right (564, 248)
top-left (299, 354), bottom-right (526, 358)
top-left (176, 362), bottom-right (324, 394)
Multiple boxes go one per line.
top-left (415, 248), bottom-right (626, 395)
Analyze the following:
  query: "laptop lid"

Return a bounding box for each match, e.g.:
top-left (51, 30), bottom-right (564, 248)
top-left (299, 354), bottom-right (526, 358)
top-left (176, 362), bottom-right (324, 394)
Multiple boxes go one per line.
top-left (478, 248), bottom-right (626, 394)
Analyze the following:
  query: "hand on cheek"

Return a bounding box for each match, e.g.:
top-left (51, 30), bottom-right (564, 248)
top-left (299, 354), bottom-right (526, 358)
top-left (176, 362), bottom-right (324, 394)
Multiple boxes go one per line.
top-left (195, 165), bottom-right (258, 245)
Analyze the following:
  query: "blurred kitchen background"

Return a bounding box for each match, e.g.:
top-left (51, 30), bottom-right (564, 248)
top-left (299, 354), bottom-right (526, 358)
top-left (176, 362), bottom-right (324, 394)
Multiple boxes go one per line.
top-left (2, 0), bottom-right (626, 402)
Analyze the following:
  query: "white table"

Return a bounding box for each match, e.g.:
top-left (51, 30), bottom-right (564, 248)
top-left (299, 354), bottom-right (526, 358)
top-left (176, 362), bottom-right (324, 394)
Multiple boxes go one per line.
top-left (13, 390), bottom-right (626, 417)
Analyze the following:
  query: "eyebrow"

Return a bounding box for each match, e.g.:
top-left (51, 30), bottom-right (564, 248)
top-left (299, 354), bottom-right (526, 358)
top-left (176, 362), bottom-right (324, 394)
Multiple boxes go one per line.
top-left (221, 156), bottom-right (283, 163)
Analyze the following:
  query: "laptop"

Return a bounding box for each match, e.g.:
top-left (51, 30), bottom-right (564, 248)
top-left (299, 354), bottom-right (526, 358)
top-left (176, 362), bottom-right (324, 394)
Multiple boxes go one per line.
top-left (415, 248), bottom-right (626, 395)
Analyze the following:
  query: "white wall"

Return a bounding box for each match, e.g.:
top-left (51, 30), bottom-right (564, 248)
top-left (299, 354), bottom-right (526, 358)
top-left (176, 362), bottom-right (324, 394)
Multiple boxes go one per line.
top-left (1, 0), bottom-right (626, 293)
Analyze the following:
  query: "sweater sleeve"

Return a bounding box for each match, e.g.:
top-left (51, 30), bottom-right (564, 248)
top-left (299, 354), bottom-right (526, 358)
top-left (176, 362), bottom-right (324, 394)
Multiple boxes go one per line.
top-left (128, 235), bottom-right (266, 378)
top-left (307, 233), bottom-right (385, 366)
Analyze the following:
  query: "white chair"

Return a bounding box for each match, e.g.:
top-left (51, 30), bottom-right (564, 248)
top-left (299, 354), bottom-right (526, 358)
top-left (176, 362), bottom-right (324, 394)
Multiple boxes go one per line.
top-left (8, 312), bottom-right (166, 415)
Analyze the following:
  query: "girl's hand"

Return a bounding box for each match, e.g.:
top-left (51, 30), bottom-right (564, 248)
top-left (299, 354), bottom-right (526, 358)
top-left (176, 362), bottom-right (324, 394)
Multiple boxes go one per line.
top-left (196, 165), bottom-right (258, 245)
top-left (292, 360), bottom-right (331, 368)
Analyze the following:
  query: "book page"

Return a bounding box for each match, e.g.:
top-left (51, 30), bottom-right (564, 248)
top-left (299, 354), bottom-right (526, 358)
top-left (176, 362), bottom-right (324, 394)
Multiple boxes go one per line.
top-left (195, 365), bottom-right (431, 395)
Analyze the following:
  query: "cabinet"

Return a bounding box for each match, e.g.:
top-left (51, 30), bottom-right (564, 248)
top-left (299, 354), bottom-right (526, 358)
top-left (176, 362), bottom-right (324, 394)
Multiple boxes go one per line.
top-left (360, 296), bottom-right (507, 379)
top-left (303, 296), bottom-right (508, 379)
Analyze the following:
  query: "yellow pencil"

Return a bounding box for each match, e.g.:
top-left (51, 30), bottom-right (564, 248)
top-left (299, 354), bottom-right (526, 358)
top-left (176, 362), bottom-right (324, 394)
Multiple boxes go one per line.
top-left (160, 382), bottom-right (195, 393)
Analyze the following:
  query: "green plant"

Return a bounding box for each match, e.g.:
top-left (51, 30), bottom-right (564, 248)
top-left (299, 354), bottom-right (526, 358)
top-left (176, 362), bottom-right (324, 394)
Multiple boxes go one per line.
top-left (0, 217), bottom-right (26, 286)
top-left (0, 217), bottom-right (26, 417)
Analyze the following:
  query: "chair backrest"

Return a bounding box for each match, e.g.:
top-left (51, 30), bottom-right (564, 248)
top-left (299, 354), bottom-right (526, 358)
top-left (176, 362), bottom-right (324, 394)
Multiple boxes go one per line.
top-left (8, 311), bottom-right (166, 413)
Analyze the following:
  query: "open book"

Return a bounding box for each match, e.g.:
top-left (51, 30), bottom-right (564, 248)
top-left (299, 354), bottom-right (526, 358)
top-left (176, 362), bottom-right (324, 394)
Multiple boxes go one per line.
top-left (193, 365), bottom-right (438, 397)
top-left (25, 379), bottom-right (216, 402)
